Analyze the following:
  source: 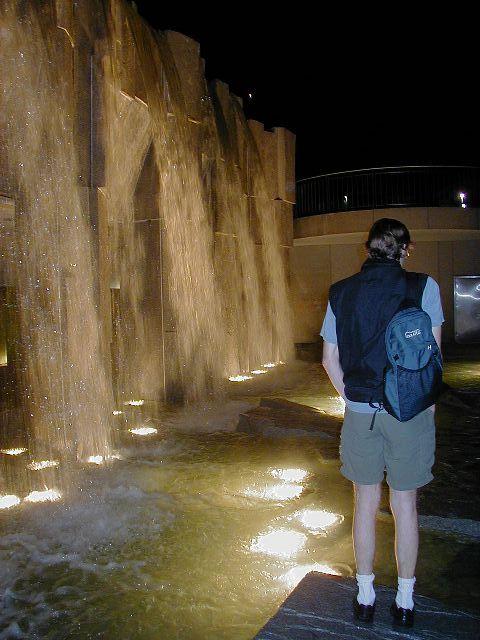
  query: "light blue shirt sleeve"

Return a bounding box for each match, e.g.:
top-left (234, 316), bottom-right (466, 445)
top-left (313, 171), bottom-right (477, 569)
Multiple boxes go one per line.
top-left (320, 301), bottom-right (337, 344)
top-left (422, 276), bottom-right (444, 326)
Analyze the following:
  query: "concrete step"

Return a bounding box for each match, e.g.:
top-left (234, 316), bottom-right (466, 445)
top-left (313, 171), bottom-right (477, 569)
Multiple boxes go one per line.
top-left (253, 572), bottom-right (480, 639)
top-left (237, 398), bottom-right (341, 436)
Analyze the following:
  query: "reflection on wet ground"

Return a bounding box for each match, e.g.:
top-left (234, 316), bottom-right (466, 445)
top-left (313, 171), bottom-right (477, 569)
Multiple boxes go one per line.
top-left (232, 354), bottom-right (480, 523)
top-left (0, 354), bottom-right (478, 638)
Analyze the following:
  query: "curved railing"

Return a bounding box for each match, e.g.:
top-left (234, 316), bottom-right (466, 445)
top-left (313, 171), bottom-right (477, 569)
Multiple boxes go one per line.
top-left (295, 166), bottom-right (480, 217)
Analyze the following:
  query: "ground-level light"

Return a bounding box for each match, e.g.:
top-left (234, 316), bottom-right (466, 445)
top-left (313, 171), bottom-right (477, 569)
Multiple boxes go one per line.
top-left (129, 426), bottom-right (157, 436)
top-left (0, 494), bottom-right (21, 510)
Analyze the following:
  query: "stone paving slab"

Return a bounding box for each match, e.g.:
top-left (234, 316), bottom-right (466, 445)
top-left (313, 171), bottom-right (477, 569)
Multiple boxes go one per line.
top-left (418, 515), bottom-right (480, 539)
top-left (253, 572), bottom-right (480, 640)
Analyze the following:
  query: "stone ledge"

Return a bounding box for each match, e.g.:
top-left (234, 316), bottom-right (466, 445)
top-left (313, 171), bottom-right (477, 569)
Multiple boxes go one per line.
top-left (253, 572), bottom-right (480, 639)
top-left (236, 399), bottom-right (341, 459)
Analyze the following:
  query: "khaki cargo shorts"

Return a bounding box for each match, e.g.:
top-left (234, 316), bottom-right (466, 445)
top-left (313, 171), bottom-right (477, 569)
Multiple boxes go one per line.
top-left (340, 407), bottom-right (436, 491)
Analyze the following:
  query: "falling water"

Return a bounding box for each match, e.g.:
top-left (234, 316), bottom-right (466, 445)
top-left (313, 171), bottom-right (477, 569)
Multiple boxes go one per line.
top-left (101, 27), bottom-right (160, 406)
top-left (0, 2), bottom-right (112, 474)
top-left (243, 118), bottom-right (295, 365)
top-left (103, 5), bottom-right (226, 405)
top-left (208, 85), bottom-right (274, 374)
top-left (131, 18), bottom-right (227, 403)
top-left (0, 0), bottom-right (294, 497)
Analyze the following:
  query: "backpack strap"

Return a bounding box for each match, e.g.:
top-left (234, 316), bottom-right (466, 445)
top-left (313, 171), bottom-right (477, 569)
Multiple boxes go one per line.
top-left (405, 272), bottom-right (428, 306)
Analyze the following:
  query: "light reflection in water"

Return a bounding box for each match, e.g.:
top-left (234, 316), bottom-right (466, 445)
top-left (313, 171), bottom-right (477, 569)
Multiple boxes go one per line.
top-left (271, 468), bottom-right (308, 483)
top-left (251, 529), bottom-right (307, 558)
top-left (228, 374), bottom-right (253, 382)
top-left (0, 494), bottom-right (21, 510)
top-left (124, 400), bottom-right (144, 406)
top-left (129, 426), bottom-right (157, 436)
top-left (86, 453), bottom-right (123, 464)
top-left (328, 396), bottom-right (345, 415)
top-left (27, 460), bottom-right (59, 471)
top-left (1, 448), bottom-right (28, 456)
top-left (24, 489), bottom-right (61, 503)
top-left (244, 483), bottom-right (303, 501)
top-left (293, 509), bottom-right (343, 532)
top-left (251, 369), bottom-right (267, 375)
top-left (282, 563), bottom-right (341, 588)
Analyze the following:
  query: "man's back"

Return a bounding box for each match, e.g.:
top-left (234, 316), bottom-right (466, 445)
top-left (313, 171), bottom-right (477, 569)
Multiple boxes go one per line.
top-left (329, 257), bottom-right (413, 402)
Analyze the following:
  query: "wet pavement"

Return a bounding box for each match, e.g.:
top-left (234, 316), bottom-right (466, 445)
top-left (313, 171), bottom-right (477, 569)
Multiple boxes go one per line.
top-left (240, 348), bottom-right (480, 639)
top-left (0, 348), bottom-right (478, 638)
top-left (232, 346), bottom-right (480, 629)
top-left (236, 357), bottom-right (480, 525)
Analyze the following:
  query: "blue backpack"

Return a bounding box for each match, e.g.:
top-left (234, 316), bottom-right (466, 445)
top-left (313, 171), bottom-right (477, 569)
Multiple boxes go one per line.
top-left (383, 273), bottom-right (443, 422)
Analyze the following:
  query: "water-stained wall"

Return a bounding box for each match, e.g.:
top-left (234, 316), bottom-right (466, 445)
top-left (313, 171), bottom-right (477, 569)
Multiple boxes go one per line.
top-left (0, 0), bottom-right (295, 474)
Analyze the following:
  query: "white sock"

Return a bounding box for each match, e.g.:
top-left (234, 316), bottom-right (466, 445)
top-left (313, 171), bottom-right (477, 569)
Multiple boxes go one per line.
top-left (356, 573), bottom-right (375, 606)
top-left (396, 576), bottom-right (416, 610)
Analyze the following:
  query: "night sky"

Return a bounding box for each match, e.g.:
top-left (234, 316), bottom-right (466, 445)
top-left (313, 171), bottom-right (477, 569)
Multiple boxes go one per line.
top-left (134, 3), bottom-right (478, 179)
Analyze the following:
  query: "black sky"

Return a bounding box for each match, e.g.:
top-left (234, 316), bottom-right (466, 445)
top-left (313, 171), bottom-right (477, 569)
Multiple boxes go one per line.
top-left (134, 3), bottom-right (478, 179)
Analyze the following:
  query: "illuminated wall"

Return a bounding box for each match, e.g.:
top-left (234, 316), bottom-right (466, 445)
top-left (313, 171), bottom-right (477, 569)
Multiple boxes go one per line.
top-left (0, 0), bottom-right (296, 427)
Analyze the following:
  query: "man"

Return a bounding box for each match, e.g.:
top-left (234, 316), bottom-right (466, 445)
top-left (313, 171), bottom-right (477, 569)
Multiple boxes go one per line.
top-left (320, 218), bottom-right (443, 628)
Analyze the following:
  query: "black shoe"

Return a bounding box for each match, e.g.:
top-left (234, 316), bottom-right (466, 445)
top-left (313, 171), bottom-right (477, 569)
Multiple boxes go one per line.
top-left (390, 601), bottom-right (414, 627)
top-left (353, 597), bottom-right (375, 623)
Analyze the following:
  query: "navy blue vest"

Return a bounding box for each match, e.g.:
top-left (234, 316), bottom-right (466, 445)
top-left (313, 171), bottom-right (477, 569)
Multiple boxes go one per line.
top-left (329, 258), bottom-right (424, 403)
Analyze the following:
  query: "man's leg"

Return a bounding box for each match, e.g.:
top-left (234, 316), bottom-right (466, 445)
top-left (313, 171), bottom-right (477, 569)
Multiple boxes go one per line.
top-left (389, 488), bottom-right (418, 578)
top-left (353, 482), bottom-right (381, 609)
top-left (353, 482), bottom-right (381, 574)
top-left (389, 488), bottom-right (418, 611)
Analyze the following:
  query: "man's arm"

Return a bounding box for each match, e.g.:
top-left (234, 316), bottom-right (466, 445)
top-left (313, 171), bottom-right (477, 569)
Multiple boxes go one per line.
top-left (431, 325), bottom-right (442, 414)
top-left (322, 341), bottom-right (346, 399)
top-left (432, 325), bottom-right (441, 354)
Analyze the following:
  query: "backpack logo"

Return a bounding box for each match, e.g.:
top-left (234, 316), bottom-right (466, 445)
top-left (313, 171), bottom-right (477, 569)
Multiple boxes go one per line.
top-left (405, 328), bottom-right (421, 338)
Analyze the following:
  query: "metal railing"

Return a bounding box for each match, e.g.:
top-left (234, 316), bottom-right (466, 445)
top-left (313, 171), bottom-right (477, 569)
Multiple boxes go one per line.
top-left (295, 166), bottom-right (480, 217)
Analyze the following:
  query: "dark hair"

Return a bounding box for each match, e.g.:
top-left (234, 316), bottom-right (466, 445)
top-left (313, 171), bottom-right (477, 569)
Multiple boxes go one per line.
top-left (366, 218), bottom-right (411, 261)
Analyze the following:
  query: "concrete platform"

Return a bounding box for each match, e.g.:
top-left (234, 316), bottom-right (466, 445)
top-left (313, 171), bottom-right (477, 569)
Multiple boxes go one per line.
top-left (253, 572), bottom-right (480, 639)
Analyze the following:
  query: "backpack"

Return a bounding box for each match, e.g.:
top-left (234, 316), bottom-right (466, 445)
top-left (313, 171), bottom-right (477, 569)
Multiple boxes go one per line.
top-left (382, 273), bottom-right (443, 422)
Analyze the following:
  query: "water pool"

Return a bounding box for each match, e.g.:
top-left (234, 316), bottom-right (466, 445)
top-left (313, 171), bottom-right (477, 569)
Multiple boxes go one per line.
top-left (1, 360), bottom-right (478, 638)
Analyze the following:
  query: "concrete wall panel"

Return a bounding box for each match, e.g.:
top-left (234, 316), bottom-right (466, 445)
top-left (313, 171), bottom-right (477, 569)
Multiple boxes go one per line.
top-left (428, 208), bottom-right (479, 229)
top-left (165, 31), bottom-right (203, 123)
top-left (373, 207), bottom-right (428, 229)
top-left (275, 201), bottom-right (294, 247)
top-left (291, 245), bottom-right (331, 343)
top-left (330, 244), bottom-right (364, 284)
top-left (453, 240), bottom-right (480, 275)
top-left (275, 127), bottom-right (296, 204)
top-left (407, 241), bottom-right (439, 282)
top-left (294, 214), bottom-right (326, 239)
top-left (325, 210), bottom-right (374, 235)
